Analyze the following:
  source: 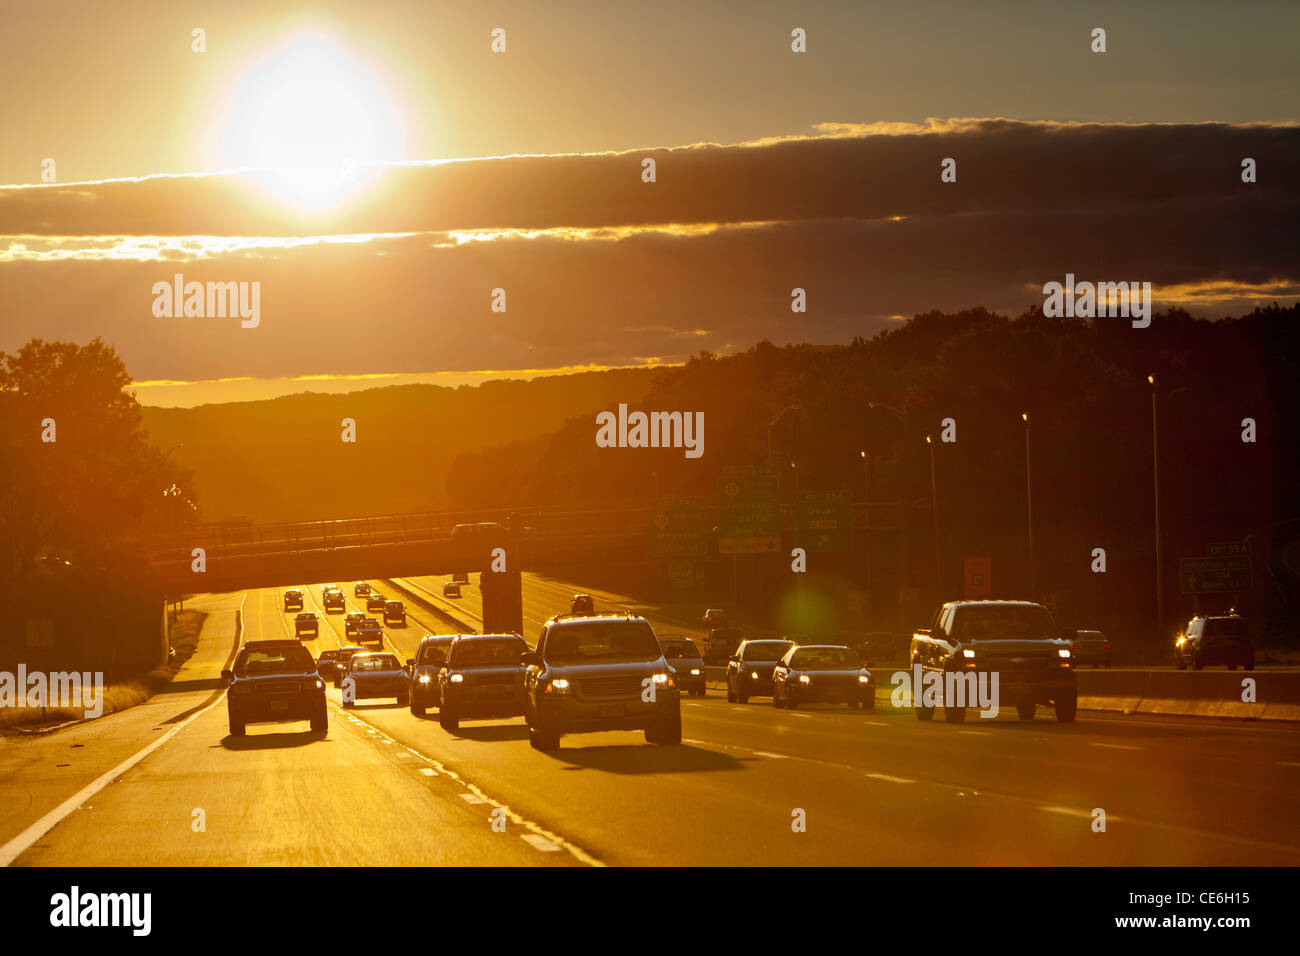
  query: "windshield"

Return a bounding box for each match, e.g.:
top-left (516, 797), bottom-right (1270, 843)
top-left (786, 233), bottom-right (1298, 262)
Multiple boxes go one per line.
top-left (661, 641), bottom-right (700, 659)
top-left (235, 645), bottom-right (315, 676)
top-left (545, 620), bottom-right (661, 664)
top-left (418, 642), bottom-right (450, 664)
top-left (351, 655), bottom-right (400, 672)
top-left (952, 605), bottom-right (1056, 641)
top-left (743, 641), bottom-right (793, 662)
top-left (450, 638), bottom-right (527, 667)
top-left (789, 647), bottom-right (858, 669)
top-left (1203, 619), bottom-right (1248, 640)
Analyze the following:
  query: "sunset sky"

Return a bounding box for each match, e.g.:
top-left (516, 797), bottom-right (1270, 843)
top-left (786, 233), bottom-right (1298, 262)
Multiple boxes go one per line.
top-left (2, 0), bottom-right (1297, 405)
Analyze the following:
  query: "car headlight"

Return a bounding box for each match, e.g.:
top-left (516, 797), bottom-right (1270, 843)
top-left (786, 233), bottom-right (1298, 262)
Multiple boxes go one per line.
top-left (543, 678), bottom-right (571, 696)
top-left (1058, 648), bottom-right (1071, 659)
top-left (418, 674), bottom-right (432, 684)
top-left (689, 668), bottom-right (700, 676)
top-left (448, 673), bottom-right (464, 683)
top-left (750, 671), bottom-right (759, 680)
top-left (314, 679), bottom-right (324, 690)
top-left (962, 648), bottom-right (976, 659)
top-left (798, 674), bottom-right (812, 685)
top-left (858, 674), bottom-right (871, 684)
top-left (652, 673), bottom-right (669, 684)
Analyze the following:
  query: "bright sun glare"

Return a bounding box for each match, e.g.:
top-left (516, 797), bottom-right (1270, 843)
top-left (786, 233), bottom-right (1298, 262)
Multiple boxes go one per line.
top-left (209, 32), bottom-right (403, 210)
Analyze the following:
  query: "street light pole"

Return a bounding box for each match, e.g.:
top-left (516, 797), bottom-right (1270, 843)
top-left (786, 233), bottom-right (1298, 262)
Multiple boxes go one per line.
top-left (768, 405), bottom-right (800, 470)
top-left (926, 435), bottom-right (941, 597)
top-left (1149, 375), bottom-right (1164, 640)
top-left (1023, 413), bottom-right (1035, 599)
top-left (861, 451), bottom-right (871, 630)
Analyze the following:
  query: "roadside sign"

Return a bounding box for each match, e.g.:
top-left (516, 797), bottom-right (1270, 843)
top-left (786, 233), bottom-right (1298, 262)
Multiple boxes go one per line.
top-left (963, 557), bottom-right (992, 598)
top-left (1180, 556), bottom-right (1252, 594)
top-left (718, 466), bottom-right (780, 554)
top-left (797, 491), bottom-right (852, 552)
top-left (653, 498), bottom-right (709, 557)
top-left (667, 559), bottom-right (703, 590)
top-left (1205, 541), bottom-right (1249, 557)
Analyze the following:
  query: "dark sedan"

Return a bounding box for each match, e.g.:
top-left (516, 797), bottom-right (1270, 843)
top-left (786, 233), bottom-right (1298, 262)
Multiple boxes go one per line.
top-left (223, 640), bottom-right (327, 736)
top-left (383, 600), bottom-right (407, 626)
top-left (317, 646), bottom-right (365, 687)
top-left (356, 618), bottom-right (384, 647)
top-left (437, 634), bottom-right (530, 730)
top-left (660, 637), bottom-right (706, 696)
top-left (342, 652), bottom-right (410, 707)
top-left (1071, 629), bottom-right (1112, 667)
top-left (773, 644), bottom-right (874, 709)
top-left (726, 639), bottom-right (795, 703)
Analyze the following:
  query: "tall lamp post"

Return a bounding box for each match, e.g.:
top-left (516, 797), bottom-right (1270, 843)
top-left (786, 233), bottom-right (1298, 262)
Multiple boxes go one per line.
top-left (1022, 413), bottom-right (1035, 599)
top-left (860, 450), bottom-right (871, 629)
top-left (926, 434), bottom-right (941, 597)
top-left (1148, 375), bottom-right (1164, 639)
top-left (768, 405), bottom-right (800, 470)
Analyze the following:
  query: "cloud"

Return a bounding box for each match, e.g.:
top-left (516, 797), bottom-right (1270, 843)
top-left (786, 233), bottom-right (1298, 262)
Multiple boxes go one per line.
top-left (1, 119), bottom-right (1296, 387)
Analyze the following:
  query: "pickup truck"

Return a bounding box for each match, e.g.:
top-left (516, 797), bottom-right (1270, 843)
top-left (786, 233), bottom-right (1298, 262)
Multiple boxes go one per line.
top-left (910, 600), bottom-right (1076, 723)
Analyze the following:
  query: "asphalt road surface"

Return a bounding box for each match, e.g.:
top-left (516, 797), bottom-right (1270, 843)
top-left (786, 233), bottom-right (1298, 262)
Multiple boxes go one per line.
top-left (2, 580), bottom-right (1297, 866)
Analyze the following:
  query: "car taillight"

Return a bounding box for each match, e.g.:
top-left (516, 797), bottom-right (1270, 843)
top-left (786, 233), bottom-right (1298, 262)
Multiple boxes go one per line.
top-left (1104, 643), bottom-right (1111, 649)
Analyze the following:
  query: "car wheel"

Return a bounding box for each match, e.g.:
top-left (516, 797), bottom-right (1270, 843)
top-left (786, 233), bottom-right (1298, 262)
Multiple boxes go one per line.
top-left (1176, 655), bottom-right (1187, 671)
top-left (692, 688), bottom-right (704, 697)
top-left (1055, 692), bottom-right (1077, 723)
top-left (772, 685), bottom-right (784, 708)
top-left (786, 692), bottom-right (798, 711)
top-left (944, 703), bottom-right (966, 723)
top-left (1193, 655), bottom-right (1204, 671)
top-left (396, 692), bottom-right (410, 706)
top-left (439, 709), bottom-right (459, 731)
top-left (1016, 701), bottom-right (1036, 720)
top-left (863, 694), bottom-right (876, 711)
top-left (726, 677), bottom-right (736, 703)
top-left (646, 708), bottom-right (682, 745)
top-left (229, 719), bottom-right (245, 737)
top-left (529, 721), bottom-right (560, 751)
top-left (310, 708), bottom-right (327, 733)
top-left (915, 697), bottom-right (934, 721)
top-left (736, 686), bottom-right (749, 705)
top-left (411, 698), bottom-right (426, 716)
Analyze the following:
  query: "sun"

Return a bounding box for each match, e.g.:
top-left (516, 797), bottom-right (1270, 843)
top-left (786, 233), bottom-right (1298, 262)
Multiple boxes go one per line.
top-left (206, 32), bottom-right (404, 211)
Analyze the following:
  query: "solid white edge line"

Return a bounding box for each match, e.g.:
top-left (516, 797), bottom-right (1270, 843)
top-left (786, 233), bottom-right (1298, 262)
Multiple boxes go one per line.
top-left (0, 594), bottom-right (245, 867)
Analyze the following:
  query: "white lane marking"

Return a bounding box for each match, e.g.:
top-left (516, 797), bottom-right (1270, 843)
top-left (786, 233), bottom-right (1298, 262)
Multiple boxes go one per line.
top-left (417, 768), bottom-right (437, 776)
top-left (681, 738), bottom-right (708, 746)
top-left (0, 594), bottom-right (247, 867)
top-left (751, 750), bottom-right (788, 759)
top-left (860, 720), bottom-right (889, 727)
top-left (1041, 805), bottom-right (1101, 819)
top-left (788, 712), bottom-right (812, 718)
top-left (866, 772), bottom-right (914, 784)
top-left (521, 834), bottom-right (562, 853)
top-left (958, 730), bottom-right (992, 736)
top-left (1089, 742), bottom-right (1144, 751)
top-left (458, 793), bottom-right (488, 805)
top-left (1277, 761), bottom-right (1300, 767)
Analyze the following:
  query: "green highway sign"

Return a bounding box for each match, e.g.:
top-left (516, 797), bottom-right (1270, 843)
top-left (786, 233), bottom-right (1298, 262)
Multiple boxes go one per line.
top-left (718, 466), bottom-right (780, 554)
top-left (1180, 555), bottom-right (1252, 594)
top-left (796, 490), bottom-right (852, 552)
top-left (652, 498), bottom-right (709, 557)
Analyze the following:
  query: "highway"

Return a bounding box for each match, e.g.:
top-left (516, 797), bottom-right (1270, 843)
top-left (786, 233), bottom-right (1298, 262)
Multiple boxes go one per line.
top-left (2, 578), bottom-right (1298, 866)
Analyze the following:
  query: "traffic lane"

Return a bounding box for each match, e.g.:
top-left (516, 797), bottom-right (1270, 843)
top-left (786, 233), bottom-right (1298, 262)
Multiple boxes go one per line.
top-left (0, 591), bottom-right (242, 848)
top-left (676, 695), bottom-right (1300, 856)
top-left (345, 701), bottom-right (1287, 865)
top-left (17, 586), bottom-right (577, 866)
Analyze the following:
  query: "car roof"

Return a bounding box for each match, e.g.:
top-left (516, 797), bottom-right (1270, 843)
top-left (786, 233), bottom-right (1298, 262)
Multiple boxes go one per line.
top-left (742, 638), bottom-right (793, 646)
top-left (948, 600), bottom-right (1043, 607)
top-left (452, 633), bottom-right (525, 642)
top-left (242, 639), bottom-right (303, 650)
top-left (419, 634), bottom-right (458, 643)
top-left (789, 643), bottom-right (852, 652)
top-left (548, 612), bottom-right (647, 624)
top-left (351, 651), bottom-right (398, 661)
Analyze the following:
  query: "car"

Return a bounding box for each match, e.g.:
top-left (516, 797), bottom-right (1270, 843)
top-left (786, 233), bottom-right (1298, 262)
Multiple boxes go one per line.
top-left (1071, 629), bottom-right (1112, 667)
top-left (222, 640), bottom-right (327, 736)
top-left (317, 646), bottom-right (365, 687)
top-left (703, 608), bottom-right (729, 629)
top-left (443, 581), bottom-right (462, 598)
top-left (570, 593), bottom-right (595, 615)
top-left (911, 600), bottom-right (1077, 723)
top-left (659, 636), bottom-right (706, 696)
top-left (294, 612), bottom-right (318, 638)
top-left (366, 591), bottom-right (386, 612)
top-left (1176, 615), bottom-right (1254, 670)
top-left (283, 589), bottom-right (304, 612)
top-left (451, 571), bottom-right (470, 584)
top-left (772, 644), bottom-right (874, 709)
top-left (341, 652), bottom-right (410, 707)
top-left (854, 631), bottom-right (902, 665)
top-left (323, 587), bottom-right (345, 612)
top-left (407, 634), bottom-right (458, 715)
top-left (354, 582), bottom-right (371, 597)
top-left (726, 639), bottom-right (796, 702)
top-left (437, 634), bottom-right (530, 730)
top-left (523, 613), bottom-right (681, 750)
top-left (383, 600), bottom-right (407, 626)
top-left (356, 618), bottom-right (384, 647)
top-left (344, 611), bottom-right (366, 639)
top-left (703, 627), bottom-right (744, 665)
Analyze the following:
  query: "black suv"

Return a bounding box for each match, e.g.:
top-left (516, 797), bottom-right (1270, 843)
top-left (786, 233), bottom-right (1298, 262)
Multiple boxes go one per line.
top-left (223, 640), bottom-right (327, 736)
top-left (283, 589), bottom-right (304, 612)
top-left (524, 613), bottom-right (681, 750)
top-left (408, 634), bottom-right (457, 715)
top-left (1176, 615), bottom-right (1255, 670)
top-left (437, 634), bottom-right (530, 731)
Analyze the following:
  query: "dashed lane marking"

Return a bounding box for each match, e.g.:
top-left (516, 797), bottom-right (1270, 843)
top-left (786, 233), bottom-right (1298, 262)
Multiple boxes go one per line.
top-left (1089, 742), bottom-right (1144, 751)
top-left (865, 773), bottom-right (914, 784)
top-left (521, 834), bottom-right (562, 852)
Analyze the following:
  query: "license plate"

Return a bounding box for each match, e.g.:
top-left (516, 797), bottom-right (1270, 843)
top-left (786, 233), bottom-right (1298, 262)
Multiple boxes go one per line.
top-left (269, 700), bottom-right (290, 711)
top-left (599, 704), bottom-right (626, 718)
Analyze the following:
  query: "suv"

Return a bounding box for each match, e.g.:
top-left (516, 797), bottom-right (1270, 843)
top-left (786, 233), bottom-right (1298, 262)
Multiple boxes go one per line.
top-left (222, 640), bottom-right (327, 736)
top-left (437, 634), bottom-right (530, 731)
top-left (356, 618), bottom-right (384, 647)
top-left (408, 634), bottom-right (458, 715)
top-left (366, 591), bottom-right (386, 612)
top-left (703, 608), bottom-right (729, 629)
top-left (294, 612), bottom-right (318, 638)
top-left (524, 613), bottom-right (681, 750)
top-left (726, 639), bottom-right (795, 703)
top-left (1176, 615), bottom-right (1254, 670)
top-left (570, 593), bottom-right (595, 615)
top-left (283, 589), bottom-right (304, 612)
top-left (383, 600), bottom-right (407, 626)
top-left (323, 587), bottom-right (345, 612)
top-left (344, 611), bottom-right (367, 639)
top-left (911, 601), bottom-right (1077, 723)
top-left (354, 582), bottom-right (371, 597)
top-left (704, 627), bottom-right (744, 665)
